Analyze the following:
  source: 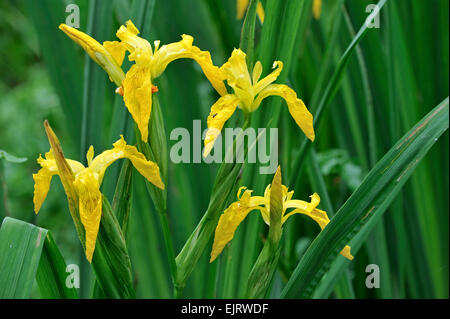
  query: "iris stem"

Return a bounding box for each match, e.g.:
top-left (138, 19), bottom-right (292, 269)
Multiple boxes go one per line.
top-left (158, 208), bottom-right (178, 294)
top-left (133, 93), bottom-right (178, 296)
top-left (174, 115), bottom-right (252, 297)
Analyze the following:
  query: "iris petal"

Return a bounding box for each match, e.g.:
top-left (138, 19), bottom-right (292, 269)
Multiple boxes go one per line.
top-left (73, 169), bottom-right (102, 263)
top-left (152, 35), bottom-right (227, 96)
top-left (210, 189), bottom-right (255, 262)
top-left (90, 136), bottom-right (164, 189)
top-left (122, 64), bottom-right (153, 142)
top-left (253, 84), bottom-right (315, 141)
top-left (204, 94), bottom-right (240, 157)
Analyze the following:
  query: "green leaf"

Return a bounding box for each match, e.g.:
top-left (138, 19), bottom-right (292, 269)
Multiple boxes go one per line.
top-left (24, 0), bottom-right (83, 149)
top-left (36, 232), bottom-right (78, 299)
top-left (0, 217), bottom-right (47, 298)
top-left (80, 0), bottom-right (114, 156)
top-left (90, 196), bottom-right (135, 298)
top-left (289, 0), bottom-right (387, 187)
top-left (239, 0), bottom-right (258, 67)
top-left (175, 119), bottom-right (253, 294)
top-left (281, 97), bottom-right (449, 298)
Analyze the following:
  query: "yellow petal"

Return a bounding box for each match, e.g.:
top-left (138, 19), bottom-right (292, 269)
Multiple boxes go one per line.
top-left (43, 121), bottom-right (84, 209)
top-left (283, 193), bottom-right (322, 223)
top-left (256, 1), bottom-right (265, 23)
top-left (103, 41), bottom-right (127, 67)
top-left (252, 61), bottom-right (263, 85)
top-left (236, 0), bottom-right (264, 23)
top-left (203, 94), bottom-right (240, 157)
top-left (236, 0), bottom-right (249, 19)
top-left (73, 169), bottom-right (102, 263)
top-left (253, 61), bottom-right (283, 94)
top-left (340, 246), bottom-right (354, 260)
top-left (33, 150), bottom-right (85, 214)
top-left (152, 34), bottom-right (227, 96)
top-left (116, 20), bottom-right (153, 64)
top-left (284, 194), bottom-right (353, 260)
top-left (253, 84), bottom-right (315, 141)
top-left (90, 136), bottom-right (164, 189)
top-left (269, 166), bottom-right (283, 224)
top-left (86, 146), bottom-right (94, 166)
top-left (313, 0), bottom-right (322, 19)
top-left (33, 166), bottom-right (56, 214)
top-left (239, 187), bottom-right (270, 224)
top-left (220, 49), bottom-right (254, 109)
top-left (59, 24), bottom-right (125, 86)
top-left (210, 189), bottom-right (254, 262)
top-left (122, 64), bottom-right (153, 142)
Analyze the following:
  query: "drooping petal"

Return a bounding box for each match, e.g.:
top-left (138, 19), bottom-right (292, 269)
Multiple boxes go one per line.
top-left (33, 166), bottom-right (56, 214)
top-left (210, 189), bottom-right (256, 262)
top-left (283, 193), bottom-right (322, 223)
top-left (284, 194), bottom-right (353, 260)
top-left (152, 34), bottom-right (227, 96)
top-left (220, 49), bottom-right (254, 110)
top-left (73, 169), bottom-right (103, 263)
top-left (33, 151), bottom-right (85, 214)
top-left (253, 61), bottom-right (283, 94)
top-left (203, 94), bottom-right (240, 157)
top-left (253, 84), bottom-right (315, 141)
top-left (59, 24), bottom-right (125, 86)
top-left (122, 64), bottom-right (153, 142)
top-left (90, 136), bottom-right (164, 189)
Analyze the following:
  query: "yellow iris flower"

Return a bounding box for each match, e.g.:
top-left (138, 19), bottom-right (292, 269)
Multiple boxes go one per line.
top-left (60, 20), bottom-right (227, 142)
top-left (33, 122), bottom-right (164, 262)
top-left (237, 0), bottom-right (265, 23)
top-left (203, 48), bottom-right (315, 156)
top-left (210, 169), bottom-right (353, 262)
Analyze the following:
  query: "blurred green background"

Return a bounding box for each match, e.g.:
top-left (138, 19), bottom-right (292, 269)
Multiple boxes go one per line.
top-left (0, 0), bottom-right (448, 298)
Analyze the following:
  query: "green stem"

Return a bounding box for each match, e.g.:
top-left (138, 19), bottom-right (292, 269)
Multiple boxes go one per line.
top-left (134, 93), bottom-right (177, 295)
top-left (158, 208), bottom-right (178, 289)
top-left (174, 116), bottom-right (252, 297)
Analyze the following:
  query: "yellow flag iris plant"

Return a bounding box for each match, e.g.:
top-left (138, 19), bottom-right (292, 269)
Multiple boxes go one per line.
top-left (33, 121), bottom-right (164, 262)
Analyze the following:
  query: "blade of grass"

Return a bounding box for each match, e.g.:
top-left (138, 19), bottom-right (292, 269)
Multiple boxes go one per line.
top-left (80, 0), bottom-right (113, 157)
top-left (306, 147), bottom-right (355, 298)
top-left (238, 0), bottom-right (310, 298)
top-left (36, 232), bottom-right (78, 299)
top-left (289, 0), bottom-right (387, 187)
top-left (0, 217), bottom-right (47, 298)
top-left (24, 0), bottom-right (83, 150)
top-left (282, 98), bottom-right (449, 298)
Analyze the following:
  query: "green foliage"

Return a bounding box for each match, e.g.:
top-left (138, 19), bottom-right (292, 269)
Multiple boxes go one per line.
top-left (0, 217), bottom-right (47, 298)
top-left (0, 0), bottom-right (448, 299)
